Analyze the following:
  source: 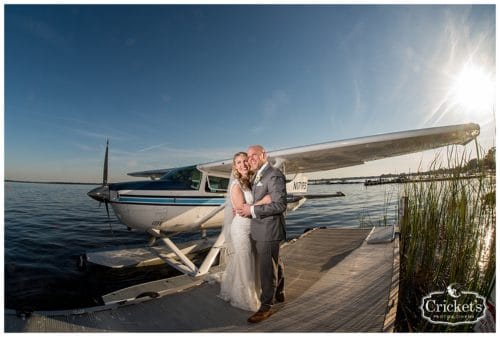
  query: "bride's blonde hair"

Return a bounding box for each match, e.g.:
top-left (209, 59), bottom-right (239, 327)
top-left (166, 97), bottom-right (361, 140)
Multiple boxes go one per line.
top-left (232, 152), bottom-right (253, 190)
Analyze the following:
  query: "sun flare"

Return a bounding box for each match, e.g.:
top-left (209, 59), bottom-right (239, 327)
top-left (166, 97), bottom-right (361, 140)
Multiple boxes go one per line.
top-left (451, 64), bottom-right (495, 111)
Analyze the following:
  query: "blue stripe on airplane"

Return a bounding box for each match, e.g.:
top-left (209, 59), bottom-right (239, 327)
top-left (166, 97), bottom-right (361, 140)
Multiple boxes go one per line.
top-left (117, 196), bottom-right (225, 206)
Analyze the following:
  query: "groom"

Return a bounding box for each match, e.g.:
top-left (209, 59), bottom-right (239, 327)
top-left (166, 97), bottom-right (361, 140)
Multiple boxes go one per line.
top-left (238, 145), bottom-right (287, 324)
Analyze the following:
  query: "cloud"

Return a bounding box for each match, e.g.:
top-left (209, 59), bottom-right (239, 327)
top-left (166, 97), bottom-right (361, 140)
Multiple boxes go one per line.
top-left (352, 76), bottom-right (364, 118)
top-left (125, 37), bottom-right (136, 47)
top-left (73, 142), bottom-right (95, 152)
top-left (71, 129), bottom-right (120, 141)
top-left (111, 144), bottom-right (242, 175)
top-left (126, 159), bottom-right (139, 169)
top-left (137, 143), bottom-right (168, 152)
top-left (252, 90), bottom-right (290, 133)
top-left (25, 112), bottom-right (130, 144)
top-left (10, 13), bottom-right (67, 47)
top-left (263, 90), bottom-right (289, 117)
top-left (161, 94), bottom-right (172, 103)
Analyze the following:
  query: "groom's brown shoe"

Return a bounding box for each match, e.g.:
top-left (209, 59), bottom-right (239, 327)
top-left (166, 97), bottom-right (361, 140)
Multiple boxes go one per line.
top-left (247, 309), bottom-right (274, 323)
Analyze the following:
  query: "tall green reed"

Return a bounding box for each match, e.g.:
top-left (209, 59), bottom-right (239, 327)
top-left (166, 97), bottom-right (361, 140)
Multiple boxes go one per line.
top-left (358, 189), bottom-right (398, 228)
top-left (397, 145), bottom-right (495, 332)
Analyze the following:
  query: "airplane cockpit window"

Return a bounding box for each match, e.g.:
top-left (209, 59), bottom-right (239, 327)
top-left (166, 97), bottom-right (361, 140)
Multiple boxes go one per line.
top-left (159, 166), bottom-right (201, 190)
top-left (206, 176), bottom-right (229, 193)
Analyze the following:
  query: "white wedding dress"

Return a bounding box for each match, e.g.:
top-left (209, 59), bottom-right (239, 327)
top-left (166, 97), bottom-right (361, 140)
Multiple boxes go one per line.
top-left (219, 180), bottom-right (261, 312)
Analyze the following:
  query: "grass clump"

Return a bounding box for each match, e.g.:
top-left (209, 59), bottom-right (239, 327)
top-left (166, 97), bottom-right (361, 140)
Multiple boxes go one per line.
top-left (397, 146), bottom-right (495, 332)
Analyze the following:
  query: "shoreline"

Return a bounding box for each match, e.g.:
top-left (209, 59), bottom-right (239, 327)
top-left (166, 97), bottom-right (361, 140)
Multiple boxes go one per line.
top-left (6, 171), bottom-right (491, 187)
top-left (5, 179), bottom-right (100, 186)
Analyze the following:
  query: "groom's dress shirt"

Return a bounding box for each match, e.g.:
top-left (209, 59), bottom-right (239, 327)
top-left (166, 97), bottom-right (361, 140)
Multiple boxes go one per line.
top-left (250, 162), bottom-right (269, 219)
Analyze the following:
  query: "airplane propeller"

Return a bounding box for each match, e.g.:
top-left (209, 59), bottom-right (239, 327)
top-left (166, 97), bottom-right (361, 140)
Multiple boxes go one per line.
top-left (87, 140), bottom-right (113, 234)
top-left (102, 139), bottom-right (108, 186)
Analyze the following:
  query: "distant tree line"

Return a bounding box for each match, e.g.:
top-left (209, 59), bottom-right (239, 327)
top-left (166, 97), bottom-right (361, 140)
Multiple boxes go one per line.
top-left (470, 146), bottom-right (495, 170)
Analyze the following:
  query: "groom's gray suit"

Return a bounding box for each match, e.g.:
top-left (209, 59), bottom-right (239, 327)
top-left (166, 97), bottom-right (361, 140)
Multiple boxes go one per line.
top-left (250, 162), bottom-right (287, 311)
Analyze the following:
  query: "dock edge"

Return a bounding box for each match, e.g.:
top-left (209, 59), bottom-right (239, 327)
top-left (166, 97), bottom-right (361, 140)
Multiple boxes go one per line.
top-left (383, 226), bottom-right (401, 332)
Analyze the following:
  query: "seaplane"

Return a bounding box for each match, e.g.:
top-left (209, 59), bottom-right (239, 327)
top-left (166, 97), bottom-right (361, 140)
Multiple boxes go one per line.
top-left (87, 123), bottom-right (480, 277)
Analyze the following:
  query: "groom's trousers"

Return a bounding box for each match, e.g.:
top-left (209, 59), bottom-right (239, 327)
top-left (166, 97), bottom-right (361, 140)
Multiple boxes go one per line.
top-left (253, 239), bottom-right (285, 311)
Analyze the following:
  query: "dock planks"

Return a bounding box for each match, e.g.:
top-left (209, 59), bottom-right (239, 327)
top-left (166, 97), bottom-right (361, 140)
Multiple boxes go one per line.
top-left (5, 227), bottom-right (397, 332)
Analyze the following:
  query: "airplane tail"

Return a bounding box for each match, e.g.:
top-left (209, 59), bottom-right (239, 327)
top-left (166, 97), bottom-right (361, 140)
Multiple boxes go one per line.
top-left (286, 173), bottom-right (308, 212)
top-left (286, 173), bottom-right (308, 195)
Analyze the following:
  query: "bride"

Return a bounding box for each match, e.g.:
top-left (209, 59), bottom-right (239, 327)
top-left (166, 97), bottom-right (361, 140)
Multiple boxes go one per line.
top-left (219, 152), bottom-right (271, 312)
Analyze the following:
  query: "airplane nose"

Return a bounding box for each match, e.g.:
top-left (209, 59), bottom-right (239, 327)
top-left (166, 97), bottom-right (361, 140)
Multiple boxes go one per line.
top-left (87, 185), bottom-right (110, 202)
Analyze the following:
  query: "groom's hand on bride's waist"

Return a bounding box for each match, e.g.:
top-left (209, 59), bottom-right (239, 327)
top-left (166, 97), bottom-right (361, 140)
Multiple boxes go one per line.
top-left (236, 203), bottom-right (252, 218)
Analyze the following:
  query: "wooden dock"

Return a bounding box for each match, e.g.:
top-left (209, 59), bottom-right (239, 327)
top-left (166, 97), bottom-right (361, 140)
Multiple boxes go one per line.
top-left (5, 227), bottom-right (399, 332)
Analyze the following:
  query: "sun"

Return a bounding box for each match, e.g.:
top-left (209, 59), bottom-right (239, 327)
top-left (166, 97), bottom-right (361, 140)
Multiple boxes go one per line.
top-left (451, 64), bottom-right (495, 112)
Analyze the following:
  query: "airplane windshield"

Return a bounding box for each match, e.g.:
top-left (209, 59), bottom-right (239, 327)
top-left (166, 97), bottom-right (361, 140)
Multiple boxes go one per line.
top-left (159, 166), bottom-right (201, 190)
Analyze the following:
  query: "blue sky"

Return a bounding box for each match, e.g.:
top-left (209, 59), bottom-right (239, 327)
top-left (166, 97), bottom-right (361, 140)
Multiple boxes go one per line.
top-left (4, 4), bottom-right (496, 183)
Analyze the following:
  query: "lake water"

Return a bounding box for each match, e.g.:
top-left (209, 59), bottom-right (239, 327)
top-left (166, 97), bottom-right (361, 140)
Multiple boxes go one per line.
top-left (4, 181), bottom-right (403, 311)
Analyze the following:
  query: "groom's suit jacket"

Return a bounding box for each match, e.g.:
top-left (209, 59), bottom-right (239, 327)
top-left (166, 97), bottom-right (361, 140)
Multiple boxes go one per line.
top-left (250, 164), bottom-right (287, 242)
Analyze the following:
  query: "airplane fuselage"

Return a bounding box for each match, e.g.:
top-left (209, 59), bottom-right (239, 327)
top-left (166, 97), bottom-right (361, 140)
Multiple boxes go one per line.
top-left (99, 165), bottom-right (228, 234)
top-left (109, 188), bottom-right (226, 233)
top-left (88, 164), bottom-right (308, 236)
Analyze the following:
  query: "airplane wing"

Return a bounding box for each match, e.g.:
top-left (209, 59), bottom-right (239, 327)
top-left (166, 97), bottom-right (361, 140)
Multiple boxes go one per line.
top-left (197, 123), bottom-right (480, 177)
